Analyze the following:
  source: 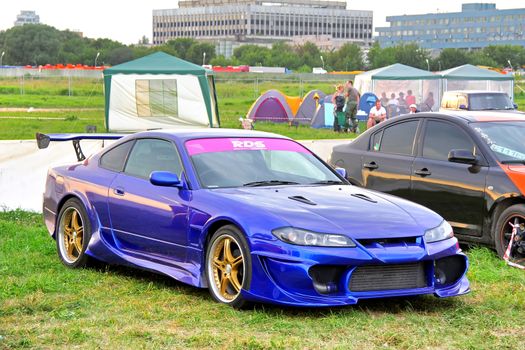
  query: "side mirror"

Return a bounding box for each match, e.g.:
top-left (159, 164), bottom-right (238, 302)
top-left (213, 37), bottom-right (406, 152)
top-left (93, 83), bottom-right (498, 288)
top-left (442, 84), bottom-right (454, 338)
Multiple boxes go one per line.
top-left (335, 167), bottom-right (347, 178)
top-left (448, 149), bottom-right (478, 165)
top-left (150, 171), bottom-right (182, 187)
top-left (458, 104), bottom-right (468, 110)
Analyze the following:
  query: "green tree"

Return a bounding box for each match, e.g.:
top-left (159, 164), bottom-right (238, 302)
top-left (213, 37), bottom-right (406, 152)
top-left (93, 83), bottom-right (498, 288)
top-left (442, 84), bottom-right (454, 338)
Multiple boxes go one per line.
top-left (233, 45), bottom-right (271, 66)
top-left (3, 24), bottom-right (62, 65)
top-left (268, 42), bottom-right (300, 69)
top-left (186, 42), bottom-right (216, 65)
top-left (327, 43), bottom-right (363, 71)
top-left (469, 51), bottom-right (498, 68)
top-left (165, 38), bottom-right (197, 60)
top-left (366, 42), bottom-right (396, 69)
top-left (436, 48), bottom-right (470, 70)
top-left (393, 44), bottom-right (430, 70)
top-left (483, 45), bottom-right (525, 68)
top-left (209, 55), bottom-right (240, 66)
top-left (106, 47), bottom-right (134, 65)
top-left (296, 42), bottom-right (322, 68)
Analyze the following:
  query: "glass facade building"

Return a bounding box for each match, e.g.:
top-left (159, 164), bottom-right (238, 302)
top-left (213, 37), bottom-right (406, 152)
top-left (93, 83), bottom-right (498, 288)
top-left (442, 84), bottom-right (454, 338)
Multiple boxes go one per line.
top-left (376, 3), bottom-right (525, 50)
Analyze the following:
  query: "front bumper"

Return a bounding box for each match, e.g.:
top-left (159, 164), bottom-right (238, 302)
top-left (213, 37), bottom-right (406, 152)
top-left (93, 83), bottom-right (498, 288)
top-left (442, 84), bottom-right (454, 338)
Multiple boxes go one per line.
top-left (243, 236), bottom-right (470, 307)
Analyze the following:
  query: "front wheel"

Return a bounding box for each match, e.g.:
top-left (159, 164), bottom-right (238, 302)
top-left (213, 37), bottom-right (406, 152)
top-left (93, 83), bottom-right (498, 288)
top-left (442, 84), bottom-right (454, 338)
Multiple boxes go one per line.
top-left (494, 204), bottom-right (525, 264)
top-left (206, 225), bottom-right (252, 308)
top-left (56, 198), bottom-right (92, 268)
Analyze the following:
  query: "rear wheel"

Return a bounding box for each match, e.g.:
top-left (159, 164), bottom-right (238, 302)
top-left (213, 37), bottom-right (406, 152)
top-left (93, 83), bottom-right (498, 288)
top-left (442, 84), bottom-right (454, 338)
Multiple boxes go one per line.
top-left (206, 225), bottom-right (252, 308)
top-left (495, 204), bottom-right (525, 264)
top-left (56, 198), bottom-right (91, 268)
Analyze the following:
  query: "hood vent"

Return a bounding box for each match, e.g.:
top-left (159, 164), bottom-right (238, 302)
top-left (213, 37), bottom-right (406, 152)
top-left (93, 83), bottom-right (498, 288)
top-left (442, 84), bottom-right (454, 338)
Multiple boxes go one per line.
top-left (351, 193), bottom-right (377, 203)
top-left (288, 195), bottom-right (317, 206)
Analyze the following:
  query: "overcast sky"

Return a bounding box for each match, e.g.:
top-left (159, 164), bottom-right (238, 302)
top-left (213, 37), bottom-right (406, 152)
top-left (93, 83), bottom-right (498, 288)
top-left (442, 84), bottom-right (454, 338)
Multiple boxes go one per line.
top-left (0, 1), bottom-right (523, 44)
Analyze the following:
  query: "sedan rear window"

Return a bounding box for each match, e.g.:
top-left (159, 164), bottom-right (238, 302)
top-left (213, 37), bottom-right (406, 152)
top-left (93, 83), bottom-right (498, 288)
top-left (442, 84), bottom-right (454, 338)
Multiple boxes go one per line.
top-left (376, 121), bottom-right (418, 156)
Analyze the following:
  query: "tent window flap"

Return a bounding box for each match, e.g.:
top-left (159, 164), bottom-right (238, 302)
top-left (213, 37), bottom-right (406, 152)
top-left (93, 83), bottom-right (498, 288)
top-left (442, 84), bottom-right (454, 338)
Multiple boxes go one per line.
top-left (135, 79), bottom-right (179, 118)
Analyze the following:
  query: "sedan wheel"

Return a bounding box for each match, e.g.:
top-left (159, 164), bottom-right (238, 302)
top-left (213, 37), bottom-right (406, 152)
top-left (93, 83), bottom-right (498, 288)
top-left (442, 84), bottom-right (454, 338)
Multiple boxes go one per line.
top-left (206, 226), bottom-right (252, 308)
top-left (57, 198), bottom-right (91, 268)
top-left (495, 205), bottom-right (525, 264)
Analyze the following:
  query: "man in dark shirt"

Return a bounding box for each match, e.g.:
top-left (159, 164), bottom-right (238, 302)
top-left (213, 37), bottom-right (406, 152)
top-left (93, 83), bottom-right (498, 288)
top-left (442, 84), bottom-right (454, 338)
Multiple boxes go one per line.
top-left (345, 80), bottom-right (360, 133)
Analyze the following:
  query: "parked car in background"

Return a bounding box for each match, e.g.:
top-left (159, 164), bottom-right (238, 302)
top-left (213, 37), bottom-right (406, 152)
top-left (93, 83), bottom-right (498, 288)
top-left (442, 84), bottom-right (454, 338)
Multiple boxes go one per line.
top-left (312, 67), bottom-right (327, 74)
top-left (330, 112), bottom-right (525, 264)
top-left (439, 91), bottom-right (519, 112)
top-left (37, 129), bottom-right (469, 308)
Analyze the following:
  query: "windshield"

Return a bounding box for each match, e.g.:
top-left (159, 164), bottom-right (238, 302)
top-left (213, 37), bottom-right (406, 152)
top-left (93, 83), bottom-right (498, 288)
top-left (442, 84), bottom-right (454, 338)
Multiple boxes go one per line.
top-left (473, 122), bottom-right (525, 162)
top-left (186, 138), bottom-right (342, 188)
top-left (469, 93), bottom-right (515, 111)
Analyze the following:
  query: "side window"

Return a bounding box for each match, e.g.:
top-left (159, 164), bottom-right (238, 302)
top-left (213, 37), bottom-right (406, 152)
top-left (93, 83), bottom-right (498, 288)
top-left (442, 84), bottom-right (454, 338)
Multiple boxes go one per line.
top-left (124, 139), bottom-right (183, 179)
top-left (458, 95), bottom-right (468, 109)
top-left (371, 130), bottom-right (383, 151)
top-left (422, 120), bottom-right (475, 161)
top-left (445, 95), bottom-right (458, 109)
top-left (100, 141), bottom-right (133, 172)
top-left (378, 120), bottom-right (418, 156)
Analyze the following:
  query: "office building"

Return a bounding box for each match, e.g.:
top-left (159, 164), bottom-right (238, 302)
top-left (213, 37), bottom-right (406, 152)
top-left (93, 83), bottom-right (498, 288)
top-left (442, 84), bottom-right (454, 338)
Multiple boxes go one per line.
top-left (376, 3), bottom-right (525, 51)
top-left (153, 0), bottom-right (373, 57)
top-left (14, 10), bottom-right (40, 26)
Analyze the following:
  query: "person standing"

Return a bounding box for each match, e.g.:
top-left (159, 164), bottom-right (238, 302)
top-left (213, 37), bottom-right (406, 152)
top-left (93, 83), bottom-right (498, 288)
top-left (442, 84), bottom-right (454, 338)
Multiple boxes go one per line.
top-left (380, 92), bottom-right (389, 108)
top-left (387, 93), bottom-right (399, 118)
top-left (398, 91), bottom-right (408, 114)
top-left (406, 89), bottom-right (416, 107)
top-left (367, 100), bottom-right (387, 129)
top-left (332, 84), bottom-right (346, 132)
top-left (421, 92), bottom-right (435, 112)
top-left (345, 80), bottom-right (360, 133)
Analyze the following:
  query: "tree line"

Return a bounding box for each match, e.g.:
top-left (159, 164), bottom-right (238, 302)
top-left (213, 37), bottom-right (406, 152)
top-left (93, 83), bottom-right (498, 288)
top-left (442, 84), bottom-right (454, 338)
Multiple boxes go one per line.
top-left (1, 24), bottom-right (524, 71)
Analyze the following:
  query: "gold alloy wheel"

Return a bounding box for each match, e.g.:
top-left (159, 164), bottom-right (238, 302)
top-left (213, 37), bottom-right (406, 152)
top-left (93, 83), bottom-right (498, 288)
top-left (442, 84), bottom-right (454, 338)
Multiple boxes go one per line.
top-left (60, 207), bottom-right (84, 263)
top-left (210, 235), bottom-right (244, 301)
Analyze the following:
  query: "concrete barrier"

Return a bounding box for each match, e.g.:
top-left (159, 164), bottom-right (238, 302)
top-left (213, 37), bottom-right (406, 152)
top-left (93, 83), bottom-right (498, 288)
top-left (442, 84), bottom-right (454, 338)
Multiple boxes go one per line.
top-left (0, 138), bottom-right (350, 212)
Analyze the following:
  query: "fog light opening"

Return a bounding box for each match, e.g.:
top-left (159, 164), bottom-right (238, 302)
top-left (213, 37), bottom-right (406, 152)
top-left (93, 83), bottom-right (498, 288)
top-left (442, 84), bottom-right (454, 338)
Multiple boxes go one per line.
top-left (434, 256), bottom-right (466, 287)
top-left (308, 265), bottom-right (345, 295)
top-left (434, 266), bottom-right (447, 285)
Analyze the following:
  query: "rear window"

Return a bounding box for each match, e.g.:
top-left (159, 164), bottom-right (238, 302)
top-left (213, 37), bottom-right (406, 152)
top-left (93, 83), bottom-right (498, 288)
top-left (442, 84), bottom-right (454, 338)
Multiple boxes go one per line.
top-left (469, 93), bottom-right (514, 111)
top-left (377, 121), bottom-right (419, 156)
top-left (100, 141), bottom-right (133, 172)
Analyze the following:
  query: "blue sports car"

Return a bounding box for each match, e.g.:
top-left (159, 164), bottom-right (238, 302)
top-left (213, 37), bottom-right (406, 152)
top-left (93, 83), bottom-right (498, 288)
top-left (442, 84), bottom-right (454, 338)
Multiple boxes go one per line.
top-left (38, 129), bottom-right (470, 308)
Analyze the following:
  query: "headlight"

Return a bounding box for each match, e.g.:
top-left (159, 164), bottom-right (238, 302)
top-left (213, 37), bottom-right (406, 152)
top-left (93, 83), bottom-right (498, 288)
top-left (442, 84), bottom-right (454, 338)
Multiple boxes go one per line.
top-left (272, 227), bottom-right (356, 247)
top-left (424, 220), bottom-right (454, 243)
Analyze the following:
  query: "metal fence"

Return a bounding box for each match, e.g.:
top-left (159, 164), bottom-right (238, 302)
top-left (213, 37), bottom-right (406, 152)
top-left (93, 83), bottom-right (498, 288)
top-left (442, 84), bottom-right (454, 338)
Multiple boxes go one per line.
top-left (215, 73), bottom-right (355, 98)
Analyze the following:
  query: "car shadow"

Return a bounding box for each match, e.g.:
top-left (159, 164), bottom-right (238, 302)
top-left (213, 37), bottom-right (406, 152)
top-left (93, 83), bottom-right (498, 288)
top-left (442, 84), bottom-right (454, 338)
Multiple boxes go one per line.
top-left (85, 259), bottom-right (462, 316)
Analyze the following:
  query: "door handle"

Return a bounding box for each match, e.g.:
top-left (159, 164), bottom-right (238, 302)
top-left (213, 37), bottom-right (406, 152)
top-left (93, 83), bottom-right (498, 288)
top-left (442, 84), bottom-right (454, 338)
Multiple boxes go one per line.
top-left (363, 161), bottom-right (378, 170)
top-left (414, 168), bottom-right (432, 177)
top-left (113, 187), bottom-right (125, 196)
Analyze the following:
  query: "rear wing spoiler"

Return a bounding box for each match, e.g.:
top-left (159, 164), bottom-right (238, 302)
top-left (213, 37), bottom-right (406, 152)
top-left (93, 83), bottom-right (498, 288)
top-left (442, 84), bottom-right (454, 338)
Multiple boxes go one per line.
top-left (36, 133), bottom-right (125, 162)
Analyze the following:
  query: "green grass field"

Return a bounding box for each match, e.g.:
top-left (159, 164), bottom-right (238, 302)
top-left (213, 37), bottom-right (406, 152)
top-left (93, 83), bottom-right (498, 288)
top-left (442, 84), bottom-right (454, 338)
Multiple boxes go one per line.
top-left (1, 210), bottom-right (524, 349)
top-left (0, 76), bottom-right (524, 140)
top-left (0, 77), bottom-right (357, 140)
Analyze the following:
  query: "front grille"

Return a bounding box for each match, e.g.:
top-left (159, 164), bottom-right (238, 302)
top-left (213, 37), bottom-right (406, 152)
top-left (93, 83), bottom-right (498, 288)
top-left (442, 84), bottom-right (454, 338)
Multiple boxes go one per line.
top-left (357, 237), bottom-right (418, 247)
top-left (349, 262), bottom-right (427, 292)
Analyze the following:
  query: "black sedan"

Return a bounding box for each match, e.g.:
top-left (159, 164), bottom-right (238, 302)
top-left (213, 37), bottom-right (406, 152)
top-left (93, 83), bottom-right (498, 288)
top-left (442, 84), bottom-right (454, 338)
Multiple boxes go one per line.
top-left (330, 112), bottom-right (525, 263)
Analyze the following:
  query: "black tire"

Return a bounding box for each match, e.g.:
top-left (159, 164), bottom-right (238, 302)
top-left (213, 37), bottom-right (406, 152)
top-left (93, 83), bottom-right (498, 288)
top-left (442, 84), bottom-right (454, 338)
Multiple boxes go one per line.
top-left (494, 204), bottom-right (525, 264)
top-left (56, 198), bottom-right (92, 268)
top-left (205, 225), bottom-right (252, 308)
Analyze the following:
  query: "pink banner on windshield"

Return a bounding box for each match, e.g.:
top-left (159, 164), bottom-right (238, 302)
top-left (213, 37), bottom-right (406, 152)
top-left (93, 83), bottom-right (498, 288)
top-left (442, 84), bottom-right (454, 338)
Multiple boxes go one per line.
top-left (185, 138), bottom-right (310, 156)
